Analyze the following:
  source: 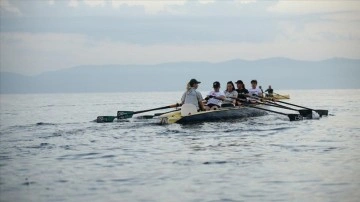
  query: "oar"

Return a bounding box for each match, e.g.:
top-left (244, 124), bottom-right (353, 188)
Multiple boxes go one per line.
top-left (96, 115), bottom-right (117, 123)
top-left (237, 100), bottom-right (303, 121)
top-left (233, 96), bottom-right (312, 117)
top-left (254, 95), bottom-right (328, 117)
top-left (117, 104), bottom-right (181, 119)
top-left (259, 99), bottom-right (313, 117)
top-left (154, 109), bottom-right (180, 116)
top-left (136, 109), bottom-right (181, 119)
top-left (270, 99), bottom-right (328, 117)
top-left (96, 103), bottom-right (180, 123)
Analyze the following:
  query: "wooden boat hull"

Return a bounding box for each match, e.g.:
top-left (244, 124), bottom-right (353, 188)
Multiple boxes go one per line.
top-left (159, 106), bottom-right (267, 124)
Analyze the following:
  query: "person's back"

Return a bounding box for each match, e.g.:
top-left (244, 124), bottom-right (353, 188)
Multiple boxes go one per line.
top-left (181, 79), bottom-right (204, 111)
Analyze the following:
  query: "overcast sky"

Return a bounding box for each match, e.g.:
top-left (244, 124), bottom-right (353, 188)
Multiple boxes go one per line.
top-left (1, 0), bottom-right (359, 75)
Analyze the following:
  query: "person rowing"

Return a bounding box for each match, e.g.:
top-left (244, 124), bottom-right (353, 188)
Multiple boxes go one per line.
top-left (265, 85), bottom-right (274, 97)
top-left (181, 78), bottom-right (206, 111)
top-left (235, 80), bottom-right (249, 105)
top-left (223, 81), bottom-right (238, 107)
top-left (204, 81), bottom-right (225, 110)
top-left (247, 79), bottom-right (263, 103)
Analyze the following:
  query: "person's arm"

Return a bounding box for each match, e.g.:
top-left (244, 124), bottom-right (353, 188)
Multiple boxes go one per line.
top-left (197, 91), bottom-right (206, 111)
top-left (216, 92), bottom-right (226, 101)
top-left (258, 90), bottom-right (263, 98)
top-left (223, 91), bottom-right (232, 102)
top-left (199, 101), bottom-right (206, 111)
top-left (232, 91), bottom-right (238, 104)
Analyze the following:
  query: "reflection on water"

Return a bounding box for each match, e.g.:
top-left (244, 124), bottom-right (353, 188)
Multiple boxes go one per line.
top-left (0, 90), bottom-right (359, 202)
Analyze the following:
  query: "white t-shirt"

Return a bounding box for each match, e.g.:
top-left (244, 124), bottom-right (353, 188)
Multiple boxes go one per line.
top-left (223, 90), bottom-right (238, 104)
top-left (248, 87), bottom-right (262, 97)
top-left (181, 88), bottom-right (203, 110)
top-left (207, 91), bottom-right (225, 106)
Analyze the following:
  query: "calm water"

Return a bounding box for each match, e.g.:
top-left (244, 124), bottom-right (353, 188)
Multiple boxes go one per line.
top-left (0, 90), bottom-right (359, 202)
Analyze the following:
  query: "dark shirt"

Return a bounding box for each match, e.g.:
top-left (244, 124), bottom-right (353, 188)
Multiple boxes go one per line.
top-left (236, 89), bottom-right (249, 99)
top-left (265, 88), bottom-right (274, 94)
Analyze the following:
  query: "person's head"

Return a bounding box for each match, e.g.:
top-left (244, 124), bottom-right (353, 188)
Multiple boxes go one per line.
top-left (269, 85), bottom-right (272, 89)
top-left (235, 80), bottom-right (245, 89)
top-left (213, 81), bottom-right (220, 91)
top-left (189, 78), bottom-right (201, 89)
top-left (251, 80), bottom-right (258, 89)
top-left (226, 81), bottom-right (235, 92)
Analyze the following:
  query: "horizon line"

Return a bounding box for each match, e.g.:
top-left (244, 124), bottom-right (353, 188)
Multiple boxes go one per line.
top-left (1, 56), bottom-right (360, 77)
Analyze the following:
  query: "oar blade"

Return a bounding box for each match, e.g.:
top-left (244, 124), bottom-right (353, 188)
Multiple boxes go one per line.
top-left (97, 116), bottom-right (117, 123)
top-left (288, 114), bottom-right (304, 121)
top-left (117, 111), bottom-right (134, 119)
top-left (298, 109), bottom-right (312, 118)
top-left (315, 110), bottom-right (328, 117)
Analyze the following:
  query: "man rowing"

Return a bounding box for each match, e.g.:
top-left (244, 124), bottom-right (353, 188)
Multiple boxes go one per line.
top-left (181, 78), bottom-right (206, 111)
top-left (248, 80), bottom-right (263, 97)
top-left (204, 81), bottom-right (225, 110)
top-left (247, 79), bottom-right (263, 103)
top-left (265, 85), bottom-right (274, 97)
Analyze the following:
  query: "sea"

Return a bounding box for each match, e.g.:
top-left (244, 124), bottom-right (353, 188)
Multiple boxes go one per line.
top-left (0, 89), bottom-right (359, 202)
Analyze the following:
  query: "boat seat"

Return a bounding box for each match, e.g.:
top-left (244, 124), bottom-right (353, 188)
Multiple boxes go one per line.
top-left (181, 104), bottom-right (198, 116)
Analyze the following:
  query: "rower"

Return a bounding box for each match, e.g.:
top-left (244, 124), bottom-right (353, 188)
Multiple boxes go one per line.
top-left (181, 78), bottom-right (206, 111)
top-left (247, 80), bottom-right (263, 103)
top-left (223, 81), bottom-right (238, 107)
top-left (235, 80), bottom-right (249, 105)
top-left (265, 85), bottom-right (274, 97)
top-left (204, 81), bottom-right (225, 110)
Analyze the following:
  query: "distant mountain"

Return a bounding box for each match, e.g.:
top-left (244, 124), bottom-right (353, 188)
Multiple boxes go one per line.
top-left (1, 58), bottom-right (359, 94)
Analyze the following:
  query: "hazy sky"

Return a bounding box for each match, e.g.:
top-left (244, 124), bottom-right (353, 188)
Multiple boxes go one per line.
top-left (1, 0), bottom-right (360, 75)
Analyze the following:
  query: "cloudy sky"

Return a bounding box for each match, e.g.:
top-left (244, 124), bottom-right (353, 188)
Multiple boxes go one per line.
top-left (1, 0), bottom-right (359, 75)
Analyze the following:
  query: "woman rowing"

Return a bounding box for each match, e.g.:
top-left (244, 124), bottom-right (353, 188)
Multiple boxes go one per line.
top-left (235, 80), bottom-right (249, 105)
top-left (181, 78), bottom-right (205, 111)
top-left (223, 81), bottom-right (238, 107)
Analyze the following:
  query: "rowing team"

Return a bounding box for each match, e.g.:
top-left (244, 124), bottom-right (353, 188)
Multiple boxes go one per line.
top-left (181, 78), bottom-right (266, 111)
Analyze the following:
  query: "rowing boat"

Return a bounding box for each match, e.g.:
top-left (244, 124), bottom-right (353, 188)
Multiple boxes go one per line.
top-left (159, 105), bottom-right (267, 124)
top-left (96, 95), bottom-right (328, 123)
